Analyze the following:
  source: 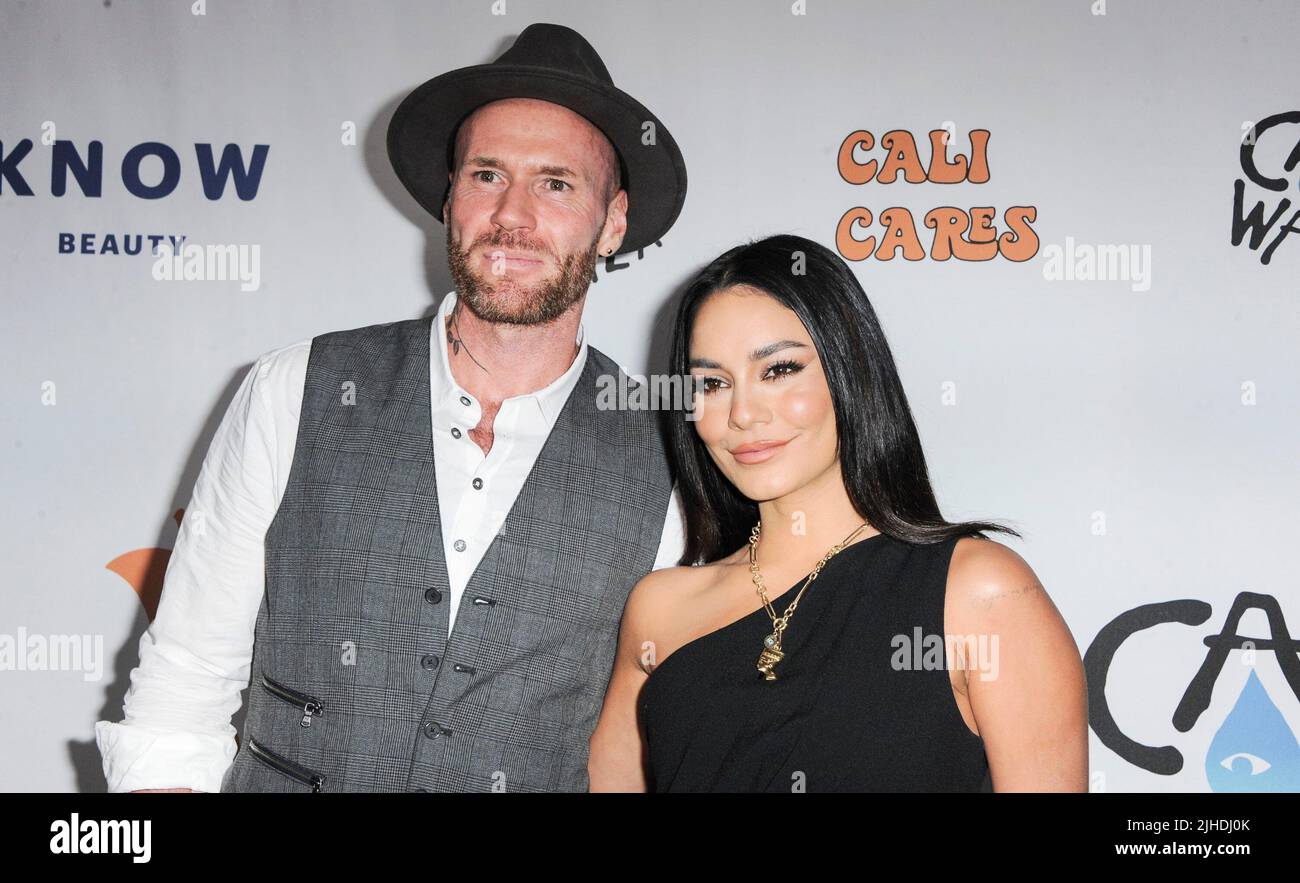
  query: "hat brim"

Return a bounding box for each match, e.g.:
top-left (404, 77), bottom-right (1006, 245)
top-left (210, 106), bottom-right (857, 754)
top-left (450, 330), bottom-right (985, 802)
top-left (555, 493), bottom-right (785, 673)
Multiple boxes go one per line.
top-left (386, 64), bottom-right (687, 257)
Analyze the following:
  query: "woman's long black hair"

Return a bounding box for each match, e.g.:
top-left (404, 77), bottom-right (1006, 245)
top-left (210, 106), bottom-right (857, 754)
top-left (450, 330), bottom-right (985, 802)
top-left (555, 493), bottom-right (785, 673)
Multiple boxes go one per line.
top-left (667, 233), bottom-right (1021, 565)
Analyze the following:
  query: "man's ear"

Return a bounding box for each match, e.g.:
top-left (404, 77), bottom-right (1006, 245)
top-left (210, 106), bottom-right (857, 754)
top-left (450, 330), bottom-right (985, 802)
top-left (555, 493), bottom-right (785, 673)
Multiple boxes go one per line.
top-left (442, 170), bottom-right (454, 224)
top-left (599, 189), bottom-right (629, 256)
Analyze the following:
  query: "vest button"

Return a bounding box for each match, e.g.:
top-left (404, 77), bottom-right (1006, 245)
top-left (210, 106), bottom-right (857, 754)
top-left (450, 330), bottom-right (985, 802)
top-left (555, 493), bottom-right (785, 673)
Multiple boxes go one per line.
top-left (424, 587), bottom-right (443, 604)
top-left (422, 720), bottom-right (445, 739)
top-left (450, 427), bottom-right (461, 439)
top-left (421, 654), bottom-right (440, 671)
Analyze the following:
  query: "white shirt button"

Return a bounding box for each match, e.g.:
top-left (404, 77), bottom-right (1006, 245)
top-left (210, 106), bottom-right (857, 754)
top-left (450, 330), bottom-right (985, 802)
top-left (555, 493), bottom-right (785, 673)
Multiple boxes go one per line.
top-left (453, 539), bottom-right (466, 552)
top-left (450, 427), bottom-right (461, 438)
top-left (459, 395), bottom-right (472, 406)
top-left (472, 477), bottom-right (483, 490)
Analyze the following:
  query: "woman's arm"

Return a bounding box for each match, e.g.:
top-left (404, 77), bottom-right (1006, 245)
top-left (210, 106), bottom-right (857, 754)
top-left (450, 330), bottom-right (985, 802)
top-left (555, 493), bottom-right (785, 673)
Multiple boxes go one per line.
top-left (947, 537), bottom-right (1090, 792)
top-left (588, 568), bottom-right (678, 792)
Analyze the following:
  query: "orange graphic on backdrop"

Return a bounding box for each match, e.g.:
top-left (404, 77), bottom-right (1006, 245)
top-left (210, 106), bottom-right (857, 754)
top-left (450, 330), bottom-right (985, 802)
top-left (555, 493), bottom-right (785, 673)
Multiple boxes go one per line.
top-left (104, 508), bottom-right (185, 622)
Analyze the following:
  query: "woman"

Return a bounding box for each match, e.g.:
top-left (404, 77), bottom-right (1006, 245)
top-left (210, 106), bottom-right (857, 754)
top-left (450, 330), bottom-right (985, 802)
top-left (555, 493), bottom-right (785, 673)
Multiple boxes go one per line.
top-left (588, 234), bottom-right (1088, 792)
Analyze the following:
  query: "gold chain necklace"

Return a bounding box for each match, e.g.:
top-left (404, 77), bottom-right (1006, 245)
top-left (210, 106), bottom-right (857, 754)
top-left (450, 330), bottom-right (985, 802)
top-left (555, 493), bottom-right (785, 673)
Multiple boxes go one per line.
top-left (749, 520), bottom-right (870, 681)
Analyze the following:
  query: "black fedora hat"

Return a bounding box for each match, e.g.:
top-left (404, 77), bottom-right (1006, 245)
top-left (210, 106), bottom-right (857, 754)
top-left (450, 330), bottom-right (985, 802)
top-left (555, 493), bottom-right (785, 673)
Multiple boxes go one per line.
top-left (386, 22), bottom-right (687, 256)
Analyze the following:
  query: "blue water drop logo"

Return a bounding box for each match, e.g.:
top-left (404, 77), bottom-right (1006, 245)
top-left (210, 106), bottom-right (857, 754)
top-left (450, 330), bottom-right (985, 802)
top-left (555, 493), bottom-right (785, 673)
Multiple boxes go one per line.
top-left (1206, 670), bottom-right (1300, 792)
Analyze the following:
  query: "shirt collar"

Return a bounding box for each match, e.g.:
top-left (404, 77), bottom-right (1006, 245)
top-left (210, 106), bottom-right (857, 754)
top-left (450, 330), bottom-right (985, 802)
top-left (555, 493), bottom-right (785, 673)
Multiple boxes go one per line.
top-left (431, 289), bottom-right (588, 431)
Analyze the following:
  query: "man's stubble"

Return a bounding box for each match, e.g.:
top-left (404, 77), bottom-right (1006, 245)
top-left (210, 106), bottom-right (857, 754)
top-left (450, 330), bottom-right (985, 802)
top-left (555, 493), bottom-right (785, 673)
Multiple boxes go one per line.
top-left (446, 225), bottom-right (599, 326)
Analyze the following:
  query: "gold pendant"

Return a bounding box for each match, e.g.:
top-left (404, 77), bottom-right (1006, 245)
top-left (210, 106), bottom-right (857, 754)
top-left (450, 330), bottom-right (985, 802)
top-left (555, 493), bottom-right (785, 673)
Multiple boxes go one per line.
top-left (757, 634), bottom-right (784, 681)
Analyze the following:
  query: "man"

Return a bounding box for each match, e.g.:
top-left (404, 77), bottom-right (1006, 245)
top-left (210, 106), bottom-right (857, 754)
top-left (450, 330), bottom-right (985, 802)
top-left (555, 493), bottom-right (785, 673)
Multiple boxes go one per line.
top-left (94, 22), bottom-right (688, 792)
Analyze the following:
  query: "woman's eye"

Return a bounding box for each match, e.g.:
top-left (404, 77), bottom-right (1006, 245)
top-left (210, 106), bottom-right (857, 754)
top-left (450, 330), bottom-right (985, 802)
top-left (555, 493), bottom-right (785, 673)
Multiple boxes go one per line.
top-left (764, 360), bottom-right (804, 381)
top-left (696, 376), bottom-right (724, 396)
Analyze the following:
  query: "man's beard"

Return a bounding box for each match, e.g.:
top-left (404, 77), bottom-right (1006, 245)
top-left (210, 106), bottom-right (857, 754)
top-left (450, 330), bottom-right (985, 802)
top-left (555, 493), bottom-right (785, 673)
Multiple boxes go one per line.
top-left (446, 226), bottom-right (598, 326)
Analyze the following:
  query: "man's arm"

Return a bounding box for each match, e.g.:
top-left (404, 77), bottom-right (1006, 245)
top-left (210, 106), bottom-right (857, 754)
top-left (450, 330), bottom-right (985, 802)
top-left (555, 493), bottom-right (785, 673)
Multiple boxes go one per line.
top-left (93, 341), bottom-right (308, 792)
top-left (650, 482), bottom-right (687, 570)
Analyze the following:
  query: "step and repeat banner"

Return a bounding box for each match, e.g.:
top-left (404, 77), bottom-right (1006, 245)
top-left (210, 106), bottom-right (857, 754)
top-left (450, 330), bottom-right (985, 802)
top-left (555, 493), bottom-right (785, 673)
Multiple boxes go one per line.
top-left (1, 0), bottom-right (1296, 792)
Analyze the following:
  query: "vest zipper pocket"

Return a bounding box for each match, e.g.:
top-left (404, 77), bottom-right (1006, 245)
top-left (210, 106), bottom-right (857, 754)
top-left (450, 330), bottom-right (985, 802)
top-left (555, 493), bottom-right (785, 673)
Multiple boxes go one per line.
top-left (247, 736), bottom-right (325, 792)
top-left (262, 674), bottom-right (325, 727)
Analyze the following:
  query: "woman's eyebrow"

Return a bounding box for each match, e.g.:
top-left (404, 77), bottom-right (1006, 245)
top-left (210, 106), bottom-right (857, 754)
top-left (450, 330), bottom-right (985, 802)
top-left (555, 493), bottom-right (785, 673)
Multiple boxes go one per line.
top-left (749, 340), bottom-right (808, 361)
top-left (688, 340), bottom-right (809, 369)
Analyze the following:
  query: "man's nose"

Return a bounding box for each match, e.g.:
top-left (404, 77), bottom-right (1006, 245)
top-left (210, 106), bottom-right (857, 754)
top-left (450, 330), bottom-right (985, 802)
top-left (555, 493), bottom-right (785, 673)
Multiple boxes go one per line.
top-left (489, 177), bottom-right (537, 234)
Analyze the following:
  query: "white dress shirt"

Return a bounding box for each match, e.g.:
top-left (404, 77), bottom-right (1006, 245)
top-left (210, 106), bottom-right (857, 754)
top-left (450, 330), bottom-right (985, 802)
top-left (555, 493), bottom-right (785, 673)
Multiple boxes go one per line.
top-left (94, 290), bottom-right (686, 792)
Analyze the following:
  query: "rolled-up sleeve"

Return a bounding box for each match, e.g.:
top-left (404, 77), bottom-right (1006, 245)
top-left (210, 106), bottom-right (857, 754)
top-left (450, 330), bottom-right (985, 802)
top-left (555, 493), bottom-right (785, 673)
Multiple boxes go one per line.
top-left (94, 341), bottom-right (307, 792)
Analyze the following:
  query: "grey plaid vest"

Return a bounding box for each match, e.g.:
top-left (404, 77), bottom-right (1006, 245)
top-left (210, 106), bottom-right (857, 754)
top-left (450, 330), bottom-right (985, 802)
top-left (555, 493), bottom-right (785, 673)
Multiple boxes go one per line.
top-left (219, 316), bottom-right (673, 792)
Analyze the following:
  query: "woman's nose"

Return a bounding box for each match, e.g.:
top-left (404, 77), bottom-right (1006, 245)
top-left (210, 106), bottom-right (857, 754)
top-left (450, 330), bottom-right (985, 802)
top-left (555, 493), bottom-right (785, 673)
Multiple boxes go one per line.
top-left (728, 382), bottom-right (771, 431)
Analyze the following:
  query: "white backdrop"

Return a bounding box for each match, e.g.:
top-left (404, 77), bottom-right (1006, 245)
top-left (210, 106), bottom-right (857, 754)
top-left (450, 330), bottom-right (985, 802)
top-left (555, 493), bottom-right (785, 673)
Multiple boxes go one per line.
top-left (1, 0), bottom-right (1297, 792)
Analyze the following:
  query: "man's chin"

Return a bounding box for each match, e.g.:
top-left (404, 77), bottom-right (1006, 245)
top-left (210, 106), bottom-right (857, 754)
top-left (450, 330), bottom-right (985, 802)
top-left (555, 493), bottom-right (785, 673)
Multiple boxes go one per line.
top-left (462, 278), bottom-right (563, 325)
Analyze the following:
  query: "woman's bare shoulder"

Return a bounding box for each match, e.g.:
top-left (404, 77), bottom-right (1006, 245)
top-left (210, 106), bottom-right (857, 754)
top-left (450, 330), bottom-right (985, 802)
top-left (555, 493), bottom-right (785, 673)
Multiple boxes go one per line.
top-left (946, 535), bottom-right (1073, 642)
top-left (623, 548), bottom-right (746, 644)
top-left (949, 535), bottom-right (1046, 609)
top-left (626, 557), bottom-right (729, 616)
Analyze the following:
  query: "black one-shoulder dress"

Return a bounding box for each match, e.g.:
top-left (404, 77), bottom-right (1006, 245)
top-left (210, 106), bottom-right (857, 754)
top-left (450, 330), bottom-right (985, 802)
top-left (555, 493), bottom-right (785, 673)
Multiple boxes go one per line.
top-left (638, 533), bottom-right (992, 792)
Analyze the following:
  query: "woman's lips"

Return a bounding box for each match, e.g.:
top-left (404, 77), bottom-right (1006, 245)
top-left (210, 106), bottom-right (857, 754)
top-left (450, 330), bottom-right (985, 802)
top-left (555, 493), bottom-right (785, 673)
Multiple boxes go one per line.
top-left (730, 439), bottom-right (791, 464)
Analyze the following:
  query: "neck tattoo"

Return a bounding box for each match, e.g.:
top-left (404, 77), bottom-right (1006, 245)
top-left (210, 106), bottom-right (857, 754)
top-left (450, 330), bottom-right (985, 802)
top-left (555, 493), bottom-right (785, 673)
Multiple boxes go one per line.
top-left (446, 301), bottom-right (488, 373)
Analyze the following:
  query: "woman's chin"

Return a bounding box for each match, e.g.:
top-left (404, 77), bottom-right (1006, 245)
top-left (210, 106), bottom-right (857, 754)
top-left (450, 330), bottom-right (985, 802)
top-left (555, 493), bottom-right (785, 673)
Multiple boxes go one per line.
top-left (728, 470), bottom-right (799, 505)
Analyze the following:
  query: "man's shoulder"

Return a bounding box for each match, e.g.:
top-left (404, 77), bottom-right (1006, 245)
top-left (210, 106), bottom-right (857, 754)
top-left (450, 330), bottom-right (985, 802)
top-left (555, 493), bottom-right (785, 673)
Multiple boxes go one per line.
top-left (310, 315), bottom-right (432, 350)
top-left (256, 316), bottom-right (429, 361)
top-left (583, 345), bottom-right (673, 434)
top-left (268, 316), bottom-right (436, 379)
top-left (583, 344), bottom-right (664, 393)
top-left (248, 316), bottom-right (431, 404)
top-left (582, 345), bottom-right (655, 379)
top-left (249, 336), bottom-right (311, 400)
top-left (584, 343), bottom-right (621, 376)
